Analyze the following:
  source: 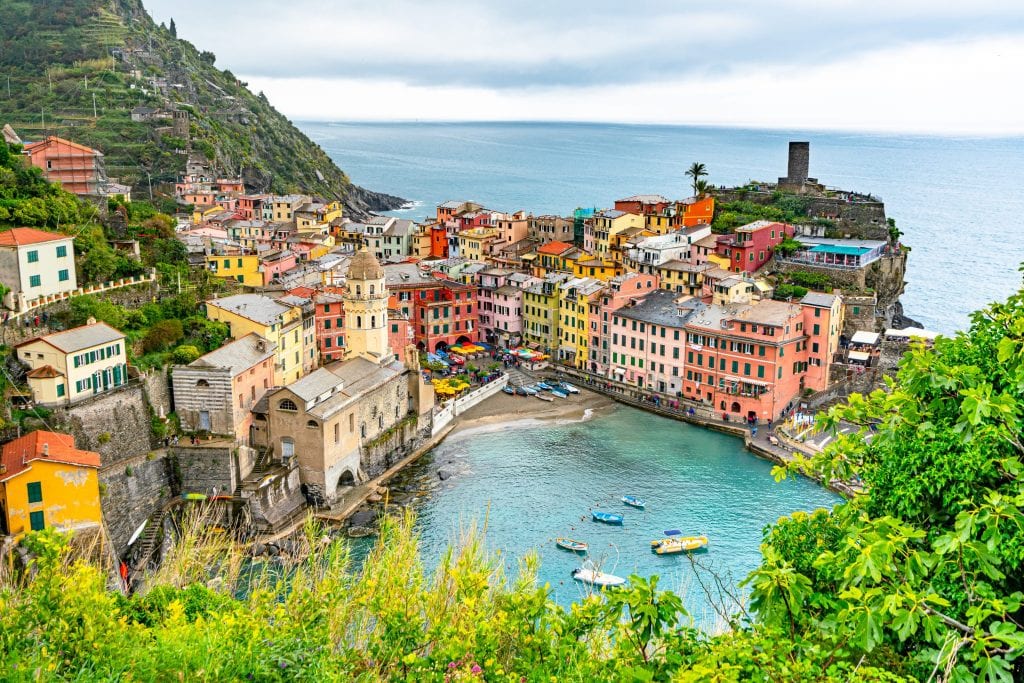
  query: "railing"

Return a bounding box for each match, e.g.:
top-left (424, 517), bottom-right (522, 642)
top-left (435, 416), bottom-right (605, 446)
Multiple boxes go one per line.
top-left (12, 269), bottom-right (157, 319)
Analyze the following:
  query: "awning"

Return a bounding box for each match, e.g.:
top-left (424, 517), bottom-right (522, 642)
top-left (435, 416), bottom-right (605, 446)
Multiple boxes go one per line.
top-left (848, 350), bottom-right (871, 362)
top-left (613, 367), bottom-right (627, 375)
top-left (850, 330), bottom-right (880, 346)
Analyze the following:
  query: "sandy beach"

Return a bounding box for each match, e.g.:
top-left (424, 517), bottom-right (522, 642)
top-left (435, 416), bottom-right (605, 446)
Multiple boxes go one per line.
top-left (448, 386), bottom-right (617, 437)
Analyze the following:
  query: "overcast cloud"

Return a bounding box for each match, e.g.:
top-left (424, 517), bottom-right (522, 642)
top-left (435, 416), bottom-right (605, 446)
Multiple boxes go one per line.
top-left (144, 0), bottom-right (1024, 134)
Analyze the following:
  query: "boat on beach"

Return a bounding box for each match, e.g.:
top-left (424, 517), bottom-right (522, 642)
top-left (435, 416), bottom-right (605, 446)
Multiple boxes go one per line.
top-left (536, 381), bottom-right (553, 391)
top-left (651, 535), bottom-right (709, 554)
top-left (502, 385), bottom-right (515, 395)
top-left (550, 389), bottom-right (568, 399)
top-left (558, 382), bottom-right (580, 394)
top-left (572, 564), bottom-right (626, 587)
top-left (536, 393), bottom-right (554, 402)
top-left (592, 511), bottom-right (624, 525)
top-left (621, 495), bottom-right (645, 509)
top-left (555, 538), bottom-right (588, 553)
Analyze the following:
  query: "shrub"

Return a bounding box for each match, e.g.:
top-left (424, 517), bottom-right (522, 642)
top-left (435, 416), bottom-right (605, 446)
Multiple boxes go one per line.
top-left (142, 319), bottom-right (184, 353)
top-left (171, 345), bottom-right (202, 364)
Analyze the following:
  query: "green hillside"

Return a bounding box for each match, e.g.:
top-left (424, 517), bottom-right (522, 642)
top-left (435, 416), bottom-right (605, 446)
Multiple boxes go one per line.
top-left (0, 0), bottom-right (401, 216)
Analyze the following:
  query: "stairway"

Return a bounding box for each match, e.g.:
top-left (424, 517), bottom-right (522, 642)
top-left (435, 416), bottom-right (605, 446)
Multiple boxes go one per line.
top-left (504, 367), bottom-right (536, 388)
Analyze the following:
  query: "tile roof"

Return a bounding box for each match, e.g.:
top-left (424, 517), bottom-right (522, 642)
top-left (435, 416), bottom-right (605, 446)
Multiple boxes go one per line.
top-left (618, 194), bottom-right (671, 204)
top-left (617, 289), bottom-right (703, 327)
top-left (18, 322), bottom-right (125, 354)
top-left (801, 292), bottom-right (839, 308)
top-left (187, 333), bottom-right (275, 376)
top-left (1, 430), bottom-right (100, 483)
top-left (26, 365), bottom-right (62, 379)
top-left (0, 227), bottom-right (74, 247)
top-left (537, 240), bottom-right (574, 255)
top-left (207, 294), bottom-right (292, 326)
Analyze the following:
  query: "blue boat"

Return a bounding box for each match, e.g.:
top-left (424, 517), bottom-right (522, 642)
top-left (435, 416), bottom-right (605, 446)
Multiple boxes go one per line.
top-left (622, 495), bottom-right (646, 509)
top-left (502, 386), bottom-right (515, 395)
top-left (550, 389), bottom-right (568, 399)
top-left (592, 511), bottom-right (624, 525)
top-left (535, 381), bottom-right (553, 391)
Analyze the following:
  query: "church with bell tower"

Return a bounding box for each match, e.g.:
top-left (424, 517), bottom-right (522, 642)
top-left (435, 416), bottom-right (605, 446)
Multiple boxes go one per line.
top-left (342, 248), bottom-right (390, 363)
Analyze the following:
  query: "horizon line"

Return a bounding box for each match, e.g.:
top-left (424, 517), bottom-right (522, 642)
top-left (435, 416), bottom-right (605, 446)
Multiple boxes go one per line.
top-left (291, 117), bottom-right (1024, 140)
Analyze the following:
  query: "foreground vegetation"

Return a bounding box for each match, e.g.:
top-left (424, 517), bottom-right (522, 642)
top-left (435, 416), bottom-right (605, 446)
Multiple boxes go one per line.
top-left (3, 280), bottom-right (1024, 681)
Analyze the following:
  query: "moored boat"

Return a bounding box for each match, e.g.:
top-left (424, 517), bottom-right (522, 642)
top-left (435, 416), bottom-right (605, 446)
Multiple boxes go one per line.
top-left (559, 382), bottom-right (580, 394)
top-left (592, 511), bottom-right (624, 525)
top-left (536, 393), bottom-right (554, 402)
top-left (502, 385), bottom-right (515, 395)
top-left (550, 389), bottom-right (568, 399)
top-left (621, 495), bottom-right (645, 509)
top-left (555, 538), bottom-right (588, 553)
top-left (572, 566), bottom-right (626, 587)
top-left (650, 535), bottom-right (709, 554)
top-left (536, 381), bottom-right (553, 391)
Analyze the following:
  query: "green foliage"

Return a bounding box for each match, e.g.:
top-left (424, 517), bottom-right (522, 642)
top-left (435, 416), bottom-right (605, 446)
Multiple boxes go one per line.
top-left (142, 319), bottom-right (184, 354)
top-left (170, 344), bottom-right (201, 364)
top-left (785, 270), bottom-right (834, 291)
top-left (769, 274), bottom-right (1024, 681)
top-left (776, 236), bottom-right (803, 257)
top-left (66, 295), bottom-right (126, 329)
top-left (773, 283), bottom-right (809, 300)
top-left (712, 193), bottom-right (810, 233)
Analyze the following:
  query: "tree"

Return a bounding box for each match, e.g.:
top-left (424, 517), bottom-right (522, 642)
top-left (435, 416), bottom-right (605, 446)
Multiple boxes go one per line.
top-left (80, 245), bottom-right (118, 284)
top-left (169, 17), bottom-right (177, 38)
top-left (693, 178), bottom-right (712, 196)
top-left (142, 319), bottom-right (184, 354)
top-left (685, 162), bottom-right (708, 197)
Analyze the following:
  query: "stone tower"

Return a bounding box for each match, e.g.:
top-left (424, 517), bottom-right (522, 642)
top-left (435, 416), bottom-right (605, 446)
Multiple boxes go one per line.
top-left (343, 248), bottom-right (389, 363)
top-left (787, 141), bottom-right (809, 184)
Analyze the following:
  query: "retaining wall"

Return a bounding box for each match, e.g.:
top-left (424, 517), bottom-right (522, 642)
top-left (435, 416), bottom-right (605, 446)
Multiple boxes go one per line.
top-left (431, 375), bottom-right (508, 436)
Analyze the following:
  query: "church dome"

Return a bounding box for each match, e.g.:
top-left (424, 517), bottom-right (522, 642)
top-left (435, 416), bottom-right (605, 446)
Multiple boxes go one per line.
top-left (347, 248), bottom-right (384, 281)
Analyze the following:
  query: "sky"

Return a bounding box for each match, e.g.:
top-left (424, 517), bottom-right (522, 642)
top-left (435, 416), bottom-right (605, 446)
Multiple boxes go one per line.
top-left (144, 0), bottom-right (1024, 135)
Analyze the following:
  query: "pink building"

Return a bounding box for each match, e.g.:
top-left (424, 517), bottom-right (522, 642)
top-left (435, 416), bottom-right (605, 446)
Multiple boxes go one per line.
top-left (589, 272), bottom-right (660, 375)
top-left (607, 289), bottom-right (696, 394)
top-left (476, 268), bottom-right (538, 346)
top-left (388, 310), bottom-right (414, 355)
top-left (715, 221), bottom-right (795, 273)
top-left (260, 249), bottom-right (297, 285)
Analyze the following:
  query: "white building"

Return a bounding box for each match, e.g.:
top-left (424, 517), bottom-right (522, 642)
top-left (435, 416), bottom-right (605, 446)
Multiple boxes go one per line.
top-left (626, 225), bottom-right (713, 274)
top-left (0, 228), bottom-right (78, 311)
top-left (16, 322), bottom-right (128, 406)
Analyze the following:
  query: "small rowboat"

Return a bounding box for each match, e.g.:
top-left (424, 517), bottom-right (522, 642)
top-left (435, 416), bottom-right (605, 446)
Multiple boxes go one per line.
top-left (592, 511), bottom-right (624, 525)
top-left (536, 381), bottom-right (553, 391)
top-left (651, 535), bottom-right (709, 554)
top-left (572, 566), bottom-right (626, 587)
top-left (559, 382), bottom-right (581, 394)
top-left (550, 389), bottom-right (568, 399)
top-left (502, 386), bottom-right (515, 395)
top-left (622, 495), bottom-right (645, 509)
top-left (536, 393), bottom-right (554, 402)
top-left (555, 538), bottom-right (588, 553)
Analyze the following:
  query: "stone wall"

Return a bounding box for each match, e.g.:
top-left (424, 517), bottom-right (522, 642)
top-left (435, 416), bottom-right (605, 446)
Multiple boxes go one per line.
top-left (100, 452), bottom-right (174, 556)
top-left (141, 367), bottom-right (172, 420)
top-left (50, 383), bottom-right (155, 466)
top-left (713, 189), bottom-right (888, 240)
top-left (361, 418), bottom-right (427, 478)
top-left (169, 444), bottom-right (240, 497)
top-left (243, 466), bottom-right (305, 531)
top-left (431, 376), bottom-right (508, 436)
top-left (841, 294), bottom-right (878, 336)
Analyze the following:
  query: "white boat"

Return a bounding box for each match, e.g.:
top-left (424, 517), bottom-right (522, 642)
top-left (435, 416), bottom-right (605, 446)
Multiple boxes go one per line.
top-left (572, 566), bottom-right (626, 587)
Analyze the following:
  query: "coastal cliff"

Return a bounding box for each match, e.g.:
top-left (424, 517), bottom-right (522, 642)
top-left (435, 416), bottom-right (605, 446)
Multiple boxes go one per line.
top-left (0, 0), bottom-right (403, 217)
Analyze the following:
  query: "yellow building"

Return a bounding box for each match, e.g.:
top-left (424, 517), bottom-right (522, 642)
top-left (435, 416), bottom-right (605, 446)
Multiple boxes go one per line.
top-left (205, 293), bottom-right (312, 385)
top-left (573, 256), bottom-right (623, 281)
top-left (707, 252), bottom-right (731, 270)
top-left (557, 277), bottom-right (605, 368)
top-left (16, 322), bottom-right (129, 406)
top-left (207, 253), bottom-right (263, 286)
top-left (522, 273), bottom-right (572, 351)
top-left (295, 200), bottom-right (343, 231)
top-left (644, 213), bottom-right (674, 235)
top-left (658, 261), bottom-right (713, 296)
top-left (0, 431), bottom-right (101, 538)
top-left (591, 210), bottom-right (643, 260)
top-left (457, 227), bottom-right (500, 262)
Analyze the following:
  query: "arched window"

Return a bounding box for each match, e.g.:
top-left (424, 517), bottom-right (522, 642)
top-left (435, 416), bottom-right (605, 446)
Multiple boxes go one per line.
top-left (378, 414), bottom-right (384, 429)
top-left (355, 285), bottom-right (361, 297)
top-left (356, 316), bottom-right (362, 328)
top-left (371, 316), bottom-right (376, 328)
top-left (306, 419), bottom-right (318, 429)
top-left (278, 398), bottom-right (298, 411)
top-left (370, 284), bottom-right (375, 295)
top-left (196, 379), bottom-right (209, 387)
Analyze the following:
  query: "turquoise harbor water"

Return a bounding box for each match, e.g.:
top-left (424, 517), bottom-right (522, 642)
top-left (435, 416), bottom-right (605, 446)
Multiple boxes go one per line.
top-left (386, 404), bottom-right (839, 616)
top-left (302, 120), bottom-right (1024, 335)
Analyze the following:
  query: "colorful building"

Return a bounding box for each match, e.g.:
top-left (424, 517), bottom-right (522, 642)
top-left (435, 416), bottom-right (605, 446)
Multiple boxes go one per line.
top-left (586, 210), bottom-right (644, 260)
top-left (522, 273), bottom-right (572, 351)
top-left (205, 293), bottom-right (312, 385)
top-left (383, 263), bottom-right (479, 352)
top-left (22, 136), bottom-right (104, 195)
top-left (0, 228), bottom-right (78, 311)
top-left (614, 195), bottom-right (672, 216)
top-left (557, 277), bottom-right (606, 368)
top-left (207, 252), bottom-right (262, 286)
top-left (16, 322), bottom-right (128, 406)
top-left (0, 431), bottom-right (101, 537)
top-left (171, 333), bottom-right (276, 442)
top-left (715, 221), bottom-right (795, 273)
top-left (589, 272), bottom-right (660, 375)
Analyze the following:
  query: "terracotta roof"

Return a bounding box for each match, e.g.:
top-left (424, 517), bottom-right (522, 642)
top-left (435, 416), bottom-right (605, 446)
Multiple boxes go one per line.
top-left (0, 227), bottom-right (74, 247)
top-left (23, 136), bottom-right (101, 157)
top-left (537, 241), bottom-right (574, 255)
top-left (1, 430), bottom-right (100, 482)
top-left (26, 365), bottom-right (62, 379)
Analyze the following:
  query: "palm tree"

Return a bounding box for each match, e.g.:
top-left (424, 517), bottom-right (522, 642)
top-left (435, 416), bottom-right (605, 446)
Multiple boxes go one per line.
top-left (685, 162), bottom-right (708, 197)
top-left (694, 178), bottom-right (712, 197)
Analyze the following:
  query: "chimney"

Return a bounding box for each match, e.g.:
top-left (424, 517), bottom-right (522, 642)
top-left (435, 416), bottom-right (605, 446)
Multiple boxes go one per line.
top-left (87, 316), bottom-right (97, 325)
top-left (42, 442), bottom-right (49, 457)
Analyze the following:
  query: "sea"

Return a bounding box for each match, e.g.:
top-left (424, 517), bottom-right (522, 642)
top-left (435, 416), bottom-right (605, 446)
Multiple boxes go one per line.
top-left (301, 120), bottom-right (1024, 335)
top-left (361, 405), bottom-right (839, 616)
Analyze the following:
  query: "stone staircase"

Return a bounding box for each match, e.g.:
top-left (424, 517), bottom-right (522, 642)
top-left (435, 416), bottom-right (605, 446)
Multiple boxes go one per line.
top-left (504, 367), bottom-right (537, 388)
top-left (234, 448), bottom-right (273, 499)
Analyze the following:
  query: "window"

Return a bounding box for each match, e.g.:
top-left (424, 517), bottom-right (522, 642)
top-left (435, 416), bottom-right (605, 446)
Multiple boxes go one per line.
top-left (757, 365), bottom-right (765, 378)
top-left (29, 275), bottom-right (41, 288)
top-left (27, 250), bottom-right (39, 263)
top-left (56, 245), bottom-right (67, 258)
top-left (278, 398), bottom-right (298, 411)
top-left (324, 319), bottom-right (331, 329)
top-left (56, 383), bottom-right (65, 397)
top-left (813, 324), bottom-right (820, 335)
top-left (853, 306), bottom-right (860, 315)
top-left (306, 420), bottom-right (318, 429)
top-left (30, 511), bottom-right (45, 531)
top-left (27, 482), bottom-right (43, 503)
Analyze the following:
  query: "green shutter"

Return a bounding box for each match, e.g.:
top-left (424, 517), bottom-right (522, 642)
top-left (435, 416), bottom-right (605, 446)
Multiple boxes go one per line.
top-left (27, 481), bottom-right (42, 503)
top-left (30, 511), bottom-right (45, 531)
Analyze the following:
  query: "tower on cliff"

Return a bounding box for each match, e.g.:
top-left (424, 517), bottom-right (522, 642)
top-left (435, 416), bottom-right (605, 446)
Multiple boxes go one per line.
top-left (777, 141), bottom-right (817, 193)
top-left (343, 248), bottom-right (389, 363)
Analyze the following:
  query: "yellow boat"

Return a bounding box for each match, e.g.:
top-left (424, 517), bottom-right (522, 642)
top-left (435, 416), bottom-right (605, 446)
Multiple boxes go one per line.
top-left (650, 535), bottom-right (708, 554)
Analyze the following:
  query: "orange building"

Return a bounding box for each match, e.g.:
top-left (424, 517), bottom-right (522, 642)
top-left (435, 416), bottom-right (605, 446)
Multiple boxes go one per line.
top-left (681, 196), bottom-right (715, 226)
top-left (22, 136), bottom-right (104, 195)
